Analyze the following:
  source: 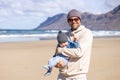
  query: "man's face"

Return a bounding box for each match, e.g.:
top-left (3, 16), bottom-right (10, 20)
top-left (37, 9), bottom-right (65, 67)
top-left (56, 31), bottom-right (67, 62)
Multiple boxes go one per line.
top-left (68, 16), bottom-right (81, 30)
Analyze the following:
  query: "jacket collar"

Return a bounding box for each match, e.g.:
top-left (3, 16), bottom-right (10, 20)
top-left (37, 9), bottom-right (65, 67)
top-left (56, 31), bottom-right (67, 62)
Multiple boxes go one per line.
top-left (69, 25), bottom-right (85, 35)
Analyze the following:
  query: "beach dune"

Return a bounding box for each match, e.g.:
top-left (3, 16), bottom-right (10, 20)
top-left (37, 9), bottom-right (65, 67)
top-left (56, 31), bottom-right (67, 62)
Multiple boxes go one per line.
top-left (0, 37), bottom-right (120, 80)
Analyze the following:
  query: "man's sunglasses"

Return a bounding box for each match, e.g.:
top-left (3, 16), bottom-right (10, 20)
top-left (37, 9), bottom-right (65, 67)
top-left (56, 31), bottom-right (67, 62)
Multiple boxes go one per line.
top-left (68, 18), bottom-right (80, 22)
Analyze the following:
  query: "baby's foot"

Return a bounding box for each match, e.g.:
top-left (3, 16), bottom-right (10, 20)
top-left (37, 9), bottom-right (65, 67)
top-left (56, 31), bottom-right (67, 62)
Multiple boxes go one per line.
top-left (43, 65), bottom-right (49, 70)
top-left (43, 65), bottom-right (52, 76)
top-left (44, 72), bottom-right (51, 76)
top-left (44, 66), bottom-right (52, 76)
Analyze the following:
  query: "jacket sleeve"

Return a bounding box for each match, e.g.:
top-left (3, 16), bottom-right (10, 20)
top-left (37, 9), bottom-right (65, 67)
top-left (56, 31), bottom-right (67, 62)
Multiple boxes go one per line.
top-left (61, 29), bottom-right (93, 58)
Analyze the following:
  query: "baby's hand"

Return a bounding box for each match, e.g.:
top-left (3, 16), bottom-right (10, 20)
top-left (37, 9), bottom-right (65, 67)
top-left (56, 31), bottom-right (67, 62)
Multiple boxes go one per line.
top-left (71, 32), bottom-right (78, 42)
top-left (73, 35), bottom-right (78, 42)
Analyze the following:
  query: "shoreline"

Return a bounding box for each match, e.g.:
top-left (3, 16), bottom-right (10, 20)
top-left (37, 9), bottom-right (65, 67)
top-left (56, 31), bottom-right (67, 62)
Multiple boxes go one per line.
top-left (1, 36), bottom-right (119, 43)
top-left (0, 35), bottom-right (120, 43)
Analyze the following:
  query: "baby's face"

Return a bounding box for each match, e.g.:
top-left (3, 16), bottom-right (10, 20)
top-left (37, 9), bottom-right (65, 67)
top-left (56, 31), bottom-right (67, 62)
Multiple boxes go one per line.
top-left (59, 42), bottom-right (68, 48)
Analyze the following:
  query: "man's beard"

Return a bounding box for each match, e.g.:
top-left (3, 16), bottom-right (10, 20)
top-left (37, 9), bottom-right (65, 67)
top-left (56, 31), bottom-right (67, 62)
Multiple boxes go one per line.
top-left (71, 26), bottom-right (79, 31)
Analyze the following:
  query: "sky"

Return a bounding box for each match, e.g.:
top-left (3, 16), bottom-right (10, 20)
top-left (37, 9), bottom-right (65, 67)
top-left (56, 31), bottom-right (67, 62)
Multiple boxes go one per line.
top-left (0, 0), bottom-right (120, 29)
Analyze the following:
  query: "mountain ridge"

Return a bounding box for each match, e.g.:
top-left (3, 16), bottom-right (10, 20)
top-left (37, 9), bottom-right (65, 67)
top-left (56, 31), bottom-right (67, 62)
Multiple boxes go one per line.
top-left (36, 5), bottom-right (120, 30)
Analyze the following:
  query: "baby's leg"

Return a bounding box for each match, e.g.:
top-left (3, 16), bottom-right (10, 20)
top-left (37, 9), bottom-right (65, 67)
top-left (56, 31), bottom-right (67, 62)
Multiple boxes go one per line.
top-left (53, 56), bottom-right (68, 67)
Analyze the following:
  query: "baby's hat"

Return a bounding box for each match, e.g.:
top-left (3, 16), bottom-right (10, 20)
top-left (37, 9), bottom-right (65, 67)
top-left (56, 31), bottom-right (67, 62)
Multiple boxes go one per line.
top-left (57, 31), bottom-right (68, 44)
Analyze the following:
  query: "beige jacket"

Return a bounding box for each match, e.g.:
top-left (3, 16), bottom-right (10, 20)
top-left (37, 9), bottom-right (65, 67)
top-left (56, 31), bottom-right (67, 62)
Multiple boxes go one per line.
top-left (59, 25), bottom-right (93, 78)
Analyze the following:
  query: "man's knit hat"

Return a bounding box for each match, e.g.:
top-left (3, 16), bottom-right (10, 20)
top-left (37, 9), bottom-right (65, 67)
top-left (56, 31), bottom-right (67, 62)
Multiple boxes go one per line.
top-left (57, 31), bottom-right (68, 44)
top-left (67, 9), bottom-right (81, 19)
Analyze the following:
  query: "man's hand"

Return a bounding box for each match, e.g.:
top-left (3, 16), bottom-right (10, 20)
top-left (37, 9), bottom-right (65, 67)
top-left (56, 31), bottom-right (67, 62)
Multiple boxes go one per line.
top-left (55, 60), bottom-right (65, 68)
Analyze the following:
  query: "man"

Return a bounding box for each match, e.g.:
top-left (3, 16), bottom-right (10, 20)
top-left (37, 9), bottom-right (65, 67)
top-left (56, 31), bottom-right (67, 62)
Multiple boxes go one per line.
top-left (55, 9), bottom-right (93, 80)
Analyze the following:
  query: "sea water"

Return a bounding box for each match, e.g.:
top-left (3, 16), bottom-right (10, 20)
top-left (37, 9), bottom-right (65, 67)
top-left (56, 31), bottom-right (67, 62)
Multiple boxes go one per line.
top-left (0, 29), bottom-right (120, 42)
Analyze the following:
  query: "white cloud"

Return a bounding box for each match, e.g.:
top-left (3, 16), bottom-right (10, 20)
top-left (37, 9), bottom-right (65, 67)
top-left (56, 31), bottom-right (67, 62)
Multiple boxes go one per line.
top-left (1, 0), bottom-right (119, 17)
top-left (105, 0), bottom-right (120, 7)
top-left (0, 8), bottom-right (8, 16)
top-left (0, 0), bottom-right (119, 29)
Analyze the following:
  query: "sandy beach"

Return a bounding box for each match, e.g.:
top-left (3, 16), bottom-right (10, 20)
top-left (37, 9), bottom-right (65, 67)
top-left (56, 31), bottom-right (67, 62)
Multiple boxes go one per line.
top-left (0, 37), bottom-right (120, 80)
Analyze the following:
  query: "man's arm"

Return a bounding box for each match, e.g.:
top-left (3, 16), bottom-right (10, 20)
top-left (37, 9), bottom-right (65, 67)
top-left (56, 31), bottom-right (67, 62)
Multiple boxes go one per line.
top-left (56, 30), bottom-right (93, 58)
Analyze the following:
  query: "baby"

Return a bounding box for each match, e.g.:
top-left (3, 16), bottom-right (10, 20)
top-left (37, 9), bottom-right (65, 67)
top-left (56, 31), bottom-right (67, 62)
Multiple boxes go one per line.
top-left (43, 31), bottom-right (79, 76)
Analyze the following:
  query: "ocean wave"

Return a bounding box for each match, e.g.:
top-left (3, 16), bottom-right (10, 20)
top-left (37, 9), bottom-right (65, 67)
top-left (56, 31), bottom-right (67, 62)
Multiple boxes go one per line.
top-left (0, 30), bottom-right (120, 42)
top-left (92, 30), bottom-right (120, 37)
